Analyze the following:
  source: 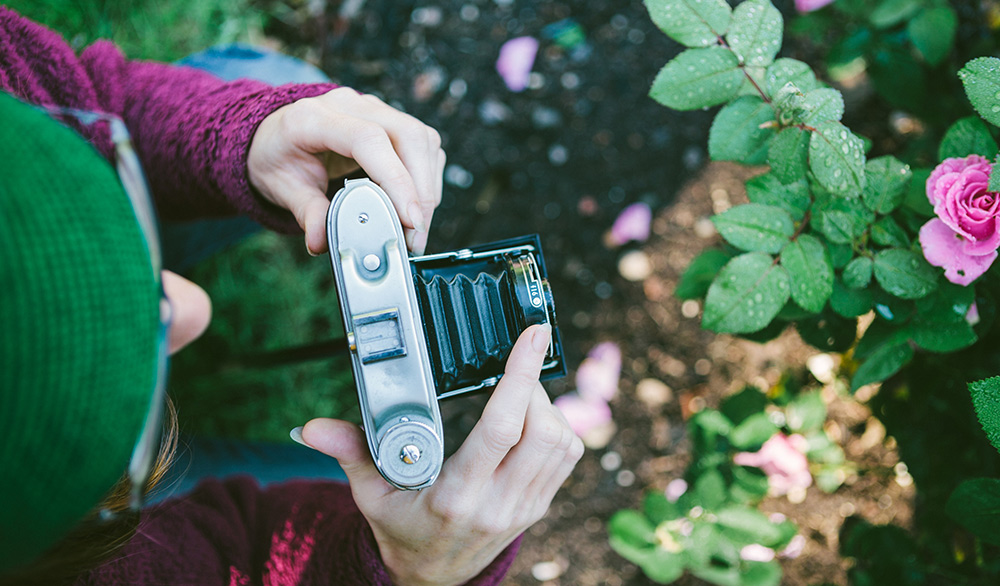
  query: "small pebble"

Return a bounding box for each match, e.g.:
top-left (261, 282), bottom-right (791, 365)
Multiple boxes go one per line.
top-left (618, 250), bottom-right (652, 281)
top-left (600, 451), bottom-right (622, 471)
top-left (636, 378), bottom-right (673, 408)
top-left (531, 561), bottom-right (563, 582)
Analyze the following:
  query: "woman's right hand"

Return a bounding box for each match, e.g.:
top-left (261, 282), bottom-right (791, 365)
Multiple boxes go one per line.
top-left (300, 324), bottom-right (583, 586)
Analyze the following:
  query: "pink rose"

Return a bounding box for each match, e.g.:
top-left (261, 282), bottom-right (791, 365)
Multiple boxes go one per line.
top-left (919, 155), bottom-right (1000, 285)
top-left (794, 0), bottom-right (835, 13)
top-left (733, 433), bottom-right (812, 496)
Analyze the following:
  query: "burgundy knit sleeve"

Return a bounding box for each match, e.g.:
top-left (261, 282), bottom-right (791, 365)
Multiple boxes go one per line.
top-left (0, 6), bottom-right (339, 232)
top-left (81, 477), bottom-right (521, 585)
top-left (77, 41), bottom-right (339, 232)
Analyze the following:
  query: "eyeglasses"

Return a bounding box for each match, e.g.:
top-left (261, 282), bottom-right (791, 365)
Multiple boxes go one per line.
top-left (36, 104), bottom-right (171, 518)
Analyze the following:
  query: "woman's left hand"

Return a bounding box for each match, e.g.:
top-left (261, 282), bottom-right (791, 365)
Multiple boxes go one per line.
top-left (248, 87), bottom-right (446, 255)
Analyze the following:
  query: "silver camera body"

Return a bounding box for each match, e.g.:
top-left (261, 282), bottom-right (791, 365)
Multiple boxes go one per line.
top-left (326, 179), bottom-right (564, 490)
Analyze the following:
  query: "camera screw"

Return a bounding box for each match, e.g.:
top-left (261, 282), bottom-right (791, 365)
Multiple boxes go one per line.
top-left (358, 212), bottom-right (369, 224)
top-left (363, 254), bottom-right (381, 271)
top-left (400, 444), bottom-right (421, 465)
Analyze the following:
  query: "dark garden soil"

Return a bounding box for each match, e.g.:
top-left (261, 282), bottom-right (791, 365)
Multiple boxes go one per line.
top-left (266, 0), bottom-right (915, 583)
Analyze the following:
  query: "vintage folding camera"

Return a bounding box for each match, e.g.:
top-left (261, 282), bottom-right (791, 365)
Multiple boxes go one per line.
top-left (326, 179), bottom-right (565, 490)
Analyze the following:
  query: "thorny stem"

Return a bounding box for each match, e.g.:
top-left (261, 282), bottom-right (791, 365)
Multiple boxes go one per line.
top-left (717, 35), bottom-right (770, 104)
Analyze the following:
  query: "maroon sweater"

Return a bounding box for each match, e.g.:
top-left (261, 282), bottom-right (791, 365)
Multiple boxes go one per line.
top-left (1, 8), bottom-right (519, 584)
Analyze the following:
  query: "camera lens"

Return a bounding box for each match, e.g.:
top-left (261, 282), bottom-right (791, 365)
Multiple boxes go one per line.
top-left (505, 253), bottom-right (557, 344)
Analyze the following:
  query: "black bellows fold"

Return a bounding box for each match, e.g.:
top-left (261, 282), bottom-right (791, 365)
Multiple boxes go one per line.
top-left (414, 271), bottom-right (516, 391)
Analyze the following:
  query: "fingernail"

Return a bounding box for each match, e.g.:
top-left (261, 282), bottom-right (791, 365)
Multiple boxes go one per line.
top-left (408, 202), bottom-right (427, 232)
top-left (290, 426), bottom-right (313, 449)
top-left (305, 236), bottom-right (319, 257)
top-left (532, 324), bottom-right (552, 352)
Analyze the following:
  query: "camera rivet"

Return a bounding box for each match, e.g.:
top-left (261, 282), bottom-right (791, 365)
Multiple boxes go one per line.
top-left (400, 444), bottom-right (421, 465)
top-left (358, 213), bottom-right (369, 224)
top-left (363, 254), bottom-right (381, 271)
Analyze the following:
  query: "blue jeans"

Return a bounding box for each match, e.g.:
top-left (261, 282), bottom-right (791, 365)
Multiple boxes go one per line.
top-left (152, 46), bottom-right (346, 505)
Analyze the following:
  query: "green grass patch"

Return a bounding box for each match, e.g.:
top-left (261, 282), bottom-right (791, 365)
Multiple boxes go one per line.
top-left (6, 0), bottom-right (265, 61)
top-left (169, 231), bottom-right (358, 442)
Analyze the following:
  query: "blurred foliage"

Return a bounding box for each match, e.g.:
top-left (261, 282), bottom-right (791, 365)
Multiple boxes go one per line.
top-left (169, 231), bottom-right (358, 442)
top-left (5, 0), bottom-right (265, 61)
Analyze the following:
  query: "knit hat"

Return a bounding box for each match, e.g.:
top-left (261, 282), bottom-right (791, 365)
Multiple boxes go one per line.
top-left (0, 93), bottom-right (159, 573)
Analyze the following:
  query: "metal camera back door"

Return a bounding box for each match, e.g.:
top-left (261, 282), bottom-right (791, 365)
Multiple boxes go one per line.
top-left (326, 179), bottom-right (444, 490)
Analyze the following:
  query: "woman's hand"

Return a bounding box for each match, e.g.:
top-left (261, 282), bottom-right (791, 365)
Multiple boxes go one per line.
top-left (247, 87), bottom-right (445, 255)
top-left (301, 325), bottom-right (583, 586)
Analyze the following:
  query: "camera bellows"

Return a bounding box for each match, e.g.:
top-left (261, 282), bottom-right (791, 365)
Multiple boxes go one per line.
top-left (415, 271), bottom-right (517, 390)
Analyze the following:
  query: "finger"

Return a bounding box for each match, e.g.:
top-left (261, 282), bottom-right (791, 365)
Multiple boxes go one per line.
top-left (302, 196), bottom-right (332, 255)
top-left (495, 385), bottom-right (576, 499)
top-left (446, 324), bottom-right (551, 482)
top-left (287, 110), bottom-right (425, 233)
top-left (356, 94), bottom-right (442, 215)
top-left (301, 418), bottom-right (394, 497)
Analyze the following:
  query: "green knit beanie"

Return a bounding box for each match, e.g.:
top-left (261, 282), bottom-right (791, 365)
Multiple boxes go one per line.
top-left (0, 93), bottom-right (159, 573)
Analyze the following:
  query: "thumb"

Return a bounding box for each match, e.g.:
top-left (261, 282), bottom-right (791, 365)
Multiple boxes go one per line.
top-left (301, 418), bottom-right (388, 491)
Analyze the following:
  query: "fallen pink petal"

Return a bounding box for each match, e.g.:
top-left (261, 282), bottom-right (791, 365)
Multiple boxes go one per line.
top-left (608, 202), bottom-right (652, 247)
top-left (794, 0), bottom-right (835, 12)
top-left (554, 393), bottom-right (612, 437)
top-left (496, 36), bottom-right (539, 92)
top-left (576, 342), bottom-right (622, 402)
top-left (665, 478), bottom-right (688, 503)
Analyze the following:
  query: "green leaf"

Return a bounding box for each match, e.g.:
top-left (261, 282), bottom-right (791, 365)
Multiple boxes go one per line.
top-left (677, 248), bottom-right (734, 300)
top-left (709, 96), bottom-right (777, 165)
top-left (946, 478), bottom-right (1000, 547)
top-left (812, 191), bottom-right (875, 244)
top-left (902, 168), bottom-right (934, 216)
top-left (870, 216), bottom-right (910, 248)
top-left (764, 58), bottom-right (818, 98)
top-left (731, 466), bottom-right (770, 501)
top-left (908, 6), bottom-right (957, 66)
top-left (959, 57), bottom-right (1000, 127)
top-left (780, 234), bottom-right (833, 313)
top-left (799, 88), bottom-right (845, 125)
top-left (830, 277), bottom-right (873, 317)
top-left (872, 248), bottom-right (938, 299)
top-left (745, 173), bottom-right (811, 220)
top-left (914, 281), bottom-right (975, 322)
top-left (703, 252), bottom-right (791, 333)
top-left (694, 469), bottom-right (729, 510)
top-left (992, 154), bottom-right (1000, 192)
top-left (742, 560), bottom-right (782, 586)
top-left (715, 506), bottom-right (785, 546)
top-left (796, 310), bottom-right (857, 352)
top-left (786, 391), bottom-right (826, 433)
top-left (725, 0), bottom-right (783, 68)
top-left (970, 377), bottom-right (1000, 456)
top-left (842, 256), bottom-right (873, 289)
top-left (869, 0), bottom-right (924, 29)
top-left (851, 341), bottom-right (913, 391)
top-left (767, 127), bottom-right (810, 184)
top-left (644, 491), bottom-right (683, 524)
top-left (651, 46), bottom-right (744, 110)
top-left (910, 319), bottom-right (977, 352)
top-left (712, 204), bottom-right (795, 254)
top-left (809, 121), bottom-right (866, 197)
top-left (730, 412), bottom-right (779, 450)
top-left (608, 509), bottom-right (656, 546)
top-left (644, 0), bottom-right (733, 48)
top-left (721, 386), bottom-right (768, 425)
top-left (862, 156), bottom-right (912, 214)
top-left (938, 117), bottom-right (999, 161)
top-left (826, 240), bottom-right (854, 269)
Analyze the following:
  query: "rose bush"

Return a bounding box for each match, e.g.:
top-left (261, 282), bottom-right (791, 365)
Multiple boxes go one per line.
top-left (919, 155), bottom-right (1000, 286)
